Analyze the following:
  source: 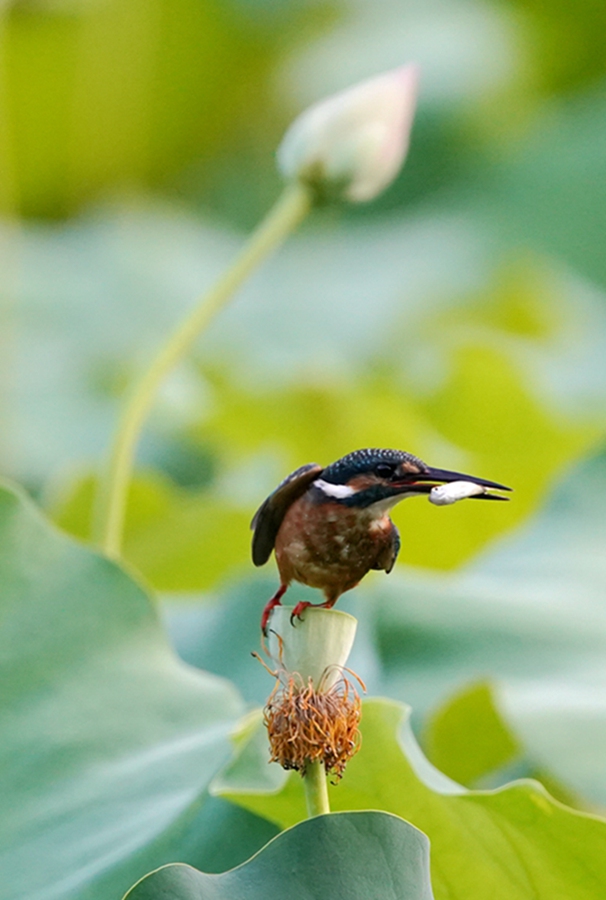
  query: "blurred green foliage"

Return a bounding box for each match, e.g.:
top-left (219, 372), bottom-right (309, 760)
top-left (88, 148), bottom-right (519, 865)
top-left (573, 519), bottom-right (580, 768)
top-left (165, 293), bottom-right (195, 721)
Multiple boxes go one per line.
top-left (423, 681), bottom-right (582, 807)
top-left (423, 681), bottom-right (521, 786)
top-left (1, 0), bottom-right (285, 217)
top-left (510, 0), bottom-right (606, 92)
top-left (54, 470), bottom-right (253, 590)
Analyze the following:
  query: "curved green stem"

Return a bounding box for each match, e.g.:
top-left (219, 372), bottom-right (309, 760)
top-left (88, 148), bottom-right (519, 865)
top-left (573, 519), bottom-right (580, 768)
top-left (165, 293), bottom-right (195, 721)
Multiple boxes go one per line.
top-left (94, 182), bottom-right (313, 556)
top-left (304, 760), bottom-right (330, 817)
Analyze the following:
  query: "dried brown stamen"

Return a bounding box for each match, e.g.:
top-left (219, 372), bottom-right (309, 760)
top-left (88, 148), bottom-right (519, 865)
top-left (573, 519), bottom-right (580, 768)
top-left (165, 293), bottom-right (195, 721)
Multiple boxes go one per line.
top-left (264, 671), bottom-right (362, 781)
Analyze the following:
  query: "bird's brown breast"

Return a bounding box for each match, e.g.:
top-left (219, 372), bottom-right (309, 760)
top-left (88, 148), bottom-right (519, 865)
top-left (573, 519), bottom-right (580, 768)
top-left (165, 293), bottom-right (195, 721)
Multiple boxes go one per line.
top-left (274, 494), bottom-right (394, 598)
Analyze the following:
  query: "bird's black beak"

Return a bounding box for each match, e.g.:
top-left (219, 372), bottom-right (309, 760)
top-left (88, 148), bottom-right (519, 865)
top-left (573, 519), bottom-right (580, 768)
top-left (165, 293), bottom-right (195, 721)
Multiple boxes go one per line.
top-left (392, 466), bottom-right (512, 500)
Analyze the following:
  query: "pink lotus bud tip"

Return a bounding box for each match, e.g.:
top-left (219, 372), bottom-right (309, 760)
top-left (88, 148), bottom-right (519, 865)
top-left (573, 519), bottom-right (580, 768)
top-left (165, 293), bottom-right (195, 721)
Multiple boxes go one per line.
top-left (277, 64), bottom-right (419, 204)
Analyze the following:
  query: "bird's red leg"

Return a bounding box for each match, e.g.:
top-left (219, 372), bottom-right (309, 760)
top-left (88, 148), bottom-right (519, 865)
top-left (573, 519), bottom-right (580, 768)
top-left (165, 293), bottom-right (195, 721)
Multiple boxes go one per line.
top-left (261, 583), bottom-right (288, 635)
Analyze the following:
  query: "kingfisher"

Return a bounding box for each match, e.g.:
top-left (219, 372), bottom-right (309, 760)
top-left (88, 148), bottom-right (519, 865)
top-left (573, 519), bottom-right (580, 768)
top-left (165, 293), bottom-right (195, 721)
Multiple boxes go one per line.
top-left (251, 448), bottom-right (511, 634)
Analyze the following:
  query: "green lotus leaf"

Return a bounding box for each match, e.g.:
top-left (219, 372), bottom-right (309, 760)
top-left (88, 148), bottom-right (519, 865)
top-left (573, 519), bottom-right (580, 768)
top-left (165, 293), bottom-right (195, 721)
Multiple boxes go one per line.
top-left (0, 481), bottom-right (278, 900)
top-left (123, 811), bottom-right (433, 900)
top-left (423, 680), bottom-right (581, 807)
top-left (423, 681), bottom-right (521, 787)
top-left (216, 698), bottom-right (606, 900)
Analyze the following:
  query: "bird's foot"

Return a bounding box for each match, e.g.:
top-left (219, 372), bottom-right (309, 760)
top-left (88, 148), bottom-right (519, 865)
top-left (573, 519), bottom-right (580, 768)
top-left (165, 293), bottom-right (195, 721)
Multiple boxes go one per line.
top-left (289, 599), bottom-right (334, 627)
top-left (289, 601), bottom-right (311, 626)
top-left (261, 584), bottom-right (288, 636)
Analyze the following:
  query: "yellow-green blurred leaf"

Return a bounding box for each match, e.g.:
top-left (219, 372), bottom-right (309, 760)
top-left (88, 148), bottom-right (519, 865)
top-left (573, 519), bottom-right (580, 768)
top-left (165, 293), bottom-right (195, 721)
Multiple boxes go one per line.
top-left (423, 681), bottom-right (520, 787)
top-left (52, 471), bottom-right (251, 592)
top-left (3, 0), bottom-right (276, 217)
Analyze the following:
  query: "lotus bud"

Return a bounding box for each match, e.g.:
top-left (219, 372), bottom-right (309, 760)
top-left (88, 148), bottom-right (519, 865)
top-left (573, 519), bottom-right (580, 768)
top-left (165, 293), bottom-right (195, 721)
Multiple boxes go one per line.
top-left (277, 65), bottom-right (419, 203)
top-left (267, 606), bottom-right (357, 690)
top-left (261, 607), bottom-right (363, 780)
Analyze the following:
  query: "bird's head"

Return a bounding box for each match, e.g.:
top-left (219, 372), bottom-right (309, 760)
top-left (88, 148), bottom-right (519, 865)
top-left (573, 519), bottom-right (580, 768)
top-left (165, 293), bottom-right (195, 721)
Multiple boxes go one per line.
top-left (313, 448), bottom-right (511, 511)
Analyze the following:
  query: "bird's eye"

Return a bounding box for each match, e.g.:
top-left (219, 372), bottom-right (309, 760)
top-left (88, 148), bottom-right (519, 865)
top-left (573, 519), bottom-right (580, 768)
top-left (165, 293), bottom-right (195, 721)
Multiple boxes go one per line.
top-left (375, 463), bottom-right (395, 479)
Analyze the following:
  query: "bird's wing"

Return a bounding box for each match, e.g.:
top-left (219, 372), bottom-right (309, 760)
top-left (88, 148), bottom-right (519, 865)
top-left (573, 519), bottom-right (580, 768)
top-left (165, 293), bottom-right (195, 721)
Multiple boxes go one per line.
top-left (371, 522), bottom-right (400, 574)
top-left (251, 463), bottom-right (323, 566)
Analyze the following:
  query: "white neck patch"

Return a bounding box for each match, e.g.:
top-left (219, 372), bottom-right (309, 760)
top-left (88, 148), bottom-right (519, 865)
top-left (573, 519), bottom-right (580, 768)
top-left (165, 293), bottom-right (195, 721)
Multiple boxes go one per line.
top-left (369, 493), bottom-right (416, 515)
top-left (313, 478), bottom-right (356, 499)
